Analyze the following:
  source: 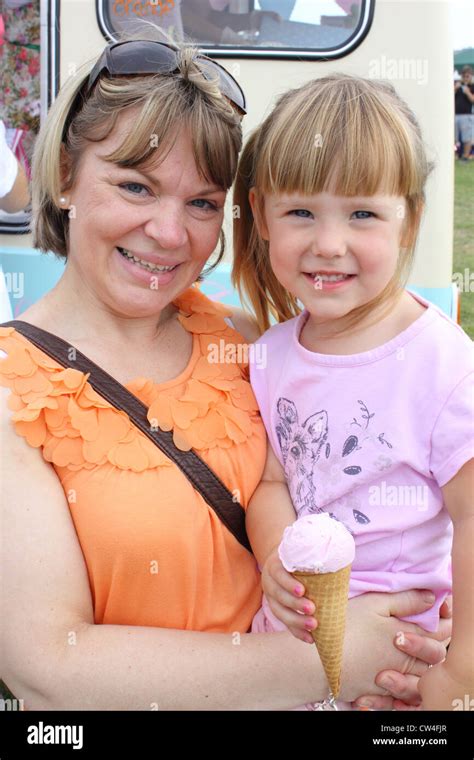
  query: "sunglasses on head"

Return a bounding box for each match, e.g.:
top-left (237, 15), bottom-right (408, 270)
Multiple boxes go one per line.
top-left (62, 39), bottom-right (246, 141)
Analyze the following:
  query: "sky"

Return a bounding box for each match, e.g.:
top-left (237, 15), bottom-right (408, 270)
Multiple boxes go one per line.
top-left (450, 0), bottom-right (474, 50)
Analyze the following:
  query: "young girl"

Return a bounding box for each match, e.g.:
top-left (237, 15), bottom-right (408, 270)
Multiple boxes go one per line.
top-left (233, 74), bottom-right (474, 711)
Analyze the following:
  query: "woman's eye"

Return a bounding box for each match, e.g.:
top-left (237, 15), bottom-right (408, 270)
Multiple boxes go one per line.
top-left (119, 182), bottom-right (149, 197)
top-left (289, 209), bottom-right (313, 218)
top-left (352, 210), bottom-right (375, 220)
top-left (190, 199), bottom-right (219, 211)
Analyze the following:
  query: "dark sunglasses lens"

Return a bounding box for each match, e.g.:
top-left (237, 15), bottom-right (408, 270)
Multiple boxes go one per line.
top-left (108, 41), bottom-right (178, 76)
top-left (216, 68), bottom-right (246, 112)
top-left (198, 58), bottom-right (246, 112)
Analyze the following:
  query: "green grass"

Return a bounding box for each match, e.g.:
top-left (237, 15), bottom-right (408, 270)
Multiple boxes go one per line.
top-left (453, 160), bottom-right (474, 338)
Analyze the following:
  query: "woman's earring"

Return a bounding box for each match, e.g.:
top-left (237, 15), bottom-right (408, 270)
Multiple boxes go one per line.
top-left (59, 196), bottom-right (67, 206)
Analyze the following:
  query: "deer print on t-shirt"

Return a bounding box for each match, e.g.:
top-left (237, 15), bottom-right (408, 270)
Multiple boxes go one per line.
top-left (275, 398), bottom-right (329, 515)
top-left (275, 397), bottom-right (393, 522)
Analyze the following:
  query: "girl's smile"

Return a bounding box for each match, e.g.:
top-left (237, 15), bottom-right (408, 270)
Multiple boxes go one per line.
top-left (304, 271), bottom-right (357, 291)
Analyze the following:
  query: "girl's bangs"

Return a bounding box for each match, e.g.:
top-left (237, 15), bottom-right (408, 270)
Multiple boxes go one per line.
top-left (257, 86), bottom-right (421, 200)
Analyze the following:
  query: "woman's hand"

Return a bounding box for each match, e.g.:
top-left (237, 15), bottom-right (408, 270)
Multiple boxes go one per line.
top-left (354, 595), bottom-right (453, 710)
top-left (417, 659), bottom-right (472, 711)
top-left (347, 593), bottom-right (452, 709)
top-left (261, 547), bottom-right (318, 643)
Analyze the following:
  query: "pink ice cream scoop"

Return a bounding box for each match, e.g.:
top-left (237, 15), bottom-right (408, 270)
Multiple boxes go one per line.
top-left (278, 513), bottom-right (355, 573)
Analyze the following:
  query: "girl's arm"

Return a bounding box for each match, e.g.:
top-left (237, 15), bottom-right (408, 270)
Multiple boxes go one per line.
top-left (246, 444), bottom-right (321, 641)
top-left (418, 459), bottom-right (474, 710)
top-left (246, 443), bottom-right (297, 566)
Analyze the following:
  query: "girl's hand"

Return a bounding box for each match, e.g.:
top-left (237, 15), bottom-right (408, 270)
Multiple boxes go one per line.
top-left (261, 547), bottom-right (317, 643)
top-left (339, 590), bottom-right (452, 704)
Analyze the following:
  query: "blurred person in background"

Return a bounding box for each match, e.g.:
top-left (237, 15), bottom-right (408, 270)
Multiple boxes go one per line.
top-left (454, 65), bottom-right (474, 161)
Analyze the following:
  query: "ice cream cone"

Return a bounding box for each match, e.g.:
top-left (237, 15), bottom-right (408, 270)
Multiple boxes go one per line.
top-left (293, 564), bottom-right (351, 699)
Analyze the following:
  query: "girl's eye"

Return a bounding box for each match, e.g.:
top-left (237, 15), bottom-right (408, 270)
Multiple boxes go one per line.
top-left (352, 210), bottom-right (375, 220)
top-left (190, 198), bottom-right (219, 211)
top-left (119, 182), bottom-right (150, 197)
top-left (289, 209), bottom-right (313, 218)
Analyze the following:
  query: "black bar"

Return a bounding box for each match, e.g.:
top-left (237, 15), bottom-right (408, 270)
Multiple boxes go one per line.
top-left (0, 709), bottom-right (472, 757)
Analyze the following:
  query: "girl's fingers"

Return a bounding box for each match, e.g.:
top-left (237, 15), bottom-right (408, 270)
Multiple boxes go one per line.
top-left (264, 556), bottom-right (304, 599)
top-left (271, 564), bottom-right (307, 596)
top-left (288, 626), bottom-right (316, 644)
top-left (264, 565), bottom-right (316, 615)
top-left (268, 597), bottom-right (317, 635)
top-left (374, 670), bottom-right (423, 705)
top-left (266, 581), bottom-right (315, 615)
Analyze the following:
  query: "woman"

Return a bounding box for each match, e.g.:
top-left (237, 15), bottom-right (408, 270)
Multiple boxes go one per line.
top-left (0, 37), bottom-right (450, 710)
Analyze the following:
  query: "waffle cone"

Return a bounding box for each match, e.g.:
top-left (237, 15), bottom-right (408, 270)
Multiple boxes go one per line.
top-left (293, 564), bottom-right (351, 699)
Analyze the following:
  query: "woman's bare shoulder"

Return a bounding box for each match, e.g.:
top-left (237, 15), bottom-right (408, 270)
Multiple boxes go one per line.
top-left (9, 297), bottom-right (57, 330)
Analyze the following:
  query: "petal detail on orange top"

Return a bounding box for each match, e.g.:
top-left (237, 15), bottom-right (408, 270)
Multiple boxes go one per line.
top-left (0, 285), bottom-right (262, 466)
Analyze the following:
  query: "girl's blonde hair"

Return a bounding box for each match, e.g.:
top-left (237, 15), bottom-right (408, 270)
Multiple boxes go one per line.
top-left (233, 74), bottom-right (434, 333)
top-left (32, 28), bottom-right (243, 266)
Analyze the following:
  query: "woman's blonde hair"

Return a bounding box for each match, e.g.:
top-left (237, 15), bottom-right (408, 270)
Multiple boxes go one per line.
top-left (233, 74), bottom-right (434, 333)
top-left (32, 28), bottom-right (243, 266)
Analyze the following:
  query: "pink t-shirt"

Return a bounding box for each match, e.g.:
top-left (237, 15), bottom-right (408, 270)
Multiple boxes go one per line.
top-left (250, 292), bottom-right (474, 631)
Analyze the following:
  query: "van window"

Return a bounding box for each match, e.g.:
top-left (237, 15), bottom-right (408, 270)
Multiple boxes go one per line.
top-left (98, 1), bottom-right (374, 58)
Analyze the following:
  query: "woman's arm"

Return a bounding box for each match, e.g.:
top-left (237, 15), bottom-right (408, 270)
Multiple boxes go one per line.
top-left (0, 388), bottom-right (449, 710)
top-left (418, 459), bottom-right (474, 710)
top-left (0, 159), bottom-right (29, 213)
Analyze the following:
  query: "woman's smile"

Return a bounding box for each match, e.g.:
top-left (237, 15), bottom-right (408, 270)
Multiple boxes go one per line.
top-left (115, 246), bottom-right (184, 286)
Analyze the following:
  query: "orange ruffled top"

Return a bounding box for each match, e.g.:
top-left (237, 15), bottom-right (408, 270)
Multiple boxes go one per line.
top-left (0, 286), bottom-right (267, 633)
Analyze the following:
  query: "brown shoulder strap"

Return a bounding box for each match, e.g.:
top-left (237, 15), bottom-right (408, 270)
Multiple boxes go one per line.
top-left (2, 320), bottom-right (252, 553)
